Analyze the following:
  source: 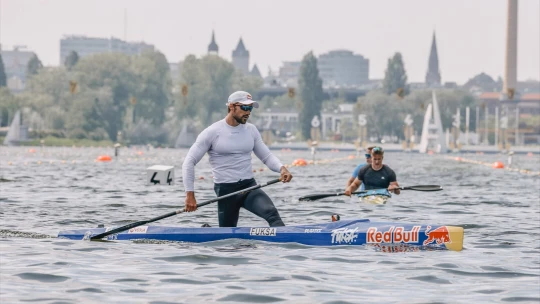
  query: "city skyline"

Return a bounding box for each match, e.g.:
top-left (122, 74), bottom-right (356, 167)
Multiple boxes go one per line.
top-left (1, 0), bottom-right (539, 84)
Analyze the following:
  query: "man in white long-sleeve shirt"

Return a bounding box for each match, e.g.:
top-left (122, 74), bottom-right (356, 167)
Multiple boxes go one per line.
top-left (182, 91), bottom-right (293, 227)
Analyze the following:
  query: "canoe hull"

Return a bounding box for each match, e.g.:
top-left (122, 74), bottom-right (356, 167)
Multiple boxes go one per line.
top-left (58, 219), bottom-right (464, 251)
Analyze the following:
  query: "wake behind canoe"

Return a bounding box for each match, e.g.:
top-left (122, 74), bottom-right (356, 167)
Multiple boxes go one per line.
top-left (58, 219), bottom-right (464, 251)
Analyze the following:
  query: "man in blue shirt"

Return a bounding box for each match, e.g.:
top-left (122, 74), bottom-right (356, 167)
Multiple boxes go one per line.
top-left (346, 146), bottom-right (374, 190)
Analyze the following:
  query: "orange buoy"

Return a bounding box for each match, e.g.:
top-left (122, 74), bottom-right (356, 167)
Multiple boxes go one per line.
top-left (137, 151), bottom-right (144, 156)
top-left (28, 148), bottom-right (36, 153)
top-left (492, 161), bottom-right (504, 169)
top-left (293, 158), bottom-right (307, 166)
top-left (97, 155), bottom-right (112, 162)
top-left (455, 157), bottom-right (462, 161)
top-left (527, 152), bottom-right (534, 157)
top-left (348, 155), bottom-right (356, 159)
top-left (428, 150), bottom-right (434, 155)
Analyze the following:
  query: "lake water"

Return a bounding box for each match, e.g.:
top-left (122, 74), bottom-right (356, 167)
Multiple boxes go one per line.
top-left (1, 146), bottom-right (539, 303)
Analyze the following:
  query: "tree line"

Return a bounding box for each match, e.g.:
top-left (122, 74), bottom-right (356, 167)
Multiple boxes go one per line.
top-left (0, 50), bottom-right (478, 146)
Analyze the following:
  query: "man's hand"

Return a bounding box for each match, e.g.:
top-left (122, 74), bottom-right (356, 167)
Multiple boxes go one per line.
top-left (388, 184), bottom-right (401, 195)
top-left (185, 192), bottom-right (198, 212)
top-left (344, 186), bottom-right (353, 196)
top-left (280, 166), bottom-right (293, 183)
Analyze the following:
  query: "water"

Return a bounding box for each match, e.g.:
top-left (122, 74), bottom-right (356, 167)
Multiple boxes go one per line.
top-left (1, 146), bottom-right (539, 303)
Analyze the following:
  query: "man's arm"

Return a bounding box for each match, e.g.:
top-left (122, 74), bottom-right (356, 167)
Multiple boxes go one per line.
top-left (347, 163), bottom-right (363, 187)
top-left (345, 178), bottom-right (362, 196)
top-left (388, 181), bottom-right (401, 195)
top-left (387, 168), bottom-right (400, 195)
top-left (346, 176), bottom-right (356, 188)
top-left (182, 129), bottom-right (213, 211)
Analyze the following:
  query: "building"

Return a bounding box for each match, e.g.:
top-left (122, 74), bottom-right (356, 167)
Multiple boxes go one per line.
top-left (278, 61), bottom-right (301, 87)
top-left (0, 46), bottom-right (34, 92)
top-left (251, 64), bottom-right (262, 78)
top-left (60, 35), bottom-right (155, 64)
top-left (425, 32), bottom-right (442, 86)
top-left (232, 38), bottom-right (249, 74)
top-left (208, 31), bottom-right (219, 55)
top-left (317, 50), bottom-right (369, 88)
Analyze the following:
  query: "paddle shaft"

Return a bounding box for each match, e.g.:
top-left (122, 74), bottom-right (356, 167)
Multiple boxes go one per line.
top-left (298, 185), bottom-right (443, 201)
top-left (90, 178), bottom-right (282, 240)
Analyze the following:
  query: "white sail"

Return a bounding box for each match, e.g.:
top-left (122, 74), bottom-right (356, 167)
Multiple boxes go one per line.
top-left (174, 120), bottom-right (197, 148)
top-left (418, 91), bottom-right (447, 153)
top-left (418, 104), bottom-right (433, 153)
top-left (3, 110), bottom-right (21, 146)
top-left (432, 91), bottom-right (447, 153)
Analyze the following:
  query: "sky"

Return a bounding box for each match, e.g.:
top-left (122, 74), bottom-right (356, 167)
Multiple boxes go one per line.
top-left (1, 0), bottom-right (539, 84)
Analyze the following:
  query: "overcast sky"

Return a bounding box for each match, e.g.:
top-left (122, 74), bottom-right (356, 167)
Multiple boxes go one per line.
top-left (1, 0), bottom-right (539, 84)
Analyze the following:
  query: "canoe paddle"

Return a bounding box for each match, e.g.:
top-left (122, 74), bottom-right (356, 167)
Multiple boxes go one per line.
top-left (298, 185), bottom-right (443, 201)
top-left (90, 178), bottom-right (282, 240)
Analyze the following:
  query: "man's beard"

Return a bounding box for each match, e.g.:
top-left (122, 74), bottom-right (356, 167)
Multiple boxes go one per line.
top-left (234, 115), bottom-right (248, 124)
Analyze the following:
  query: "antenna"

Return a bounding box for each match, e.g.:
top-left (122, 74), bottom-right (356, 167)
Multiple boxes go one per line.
top-left (0, 0), bottom-right (3, 51)
top-left (124, 8), bottom-right (127, 41)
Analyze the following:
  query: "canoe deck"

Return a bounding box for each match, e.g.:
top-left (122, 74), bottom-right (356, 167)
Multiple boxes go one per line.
top-left (58, 219), bottom-right (464, 251)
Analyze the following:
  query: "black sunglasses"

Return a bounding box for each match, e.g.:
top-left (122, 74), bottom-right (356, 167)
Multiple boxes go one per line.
top-left (364, 154), bottom-right (371, 158)
top-left (234, 104), bottom-right (254, 112)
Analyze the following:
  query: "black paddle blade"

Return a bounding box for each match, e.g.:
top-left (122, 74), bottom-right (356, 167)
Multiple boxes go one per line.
top-left (402, 185), bottom-right (443, 191)
top-left (298, 193), bottom-right (342, 201)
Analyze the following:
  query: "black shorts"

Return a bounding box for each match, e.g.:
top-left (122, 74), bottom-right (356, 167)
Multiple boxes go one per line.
top-left (213, 178), bottom-right (285, 227)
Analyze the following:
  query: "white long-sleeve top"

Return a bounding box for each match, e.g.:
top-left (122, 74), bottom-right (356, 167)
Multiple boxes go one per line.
top-left (182, 119), bottom-right (283, 192)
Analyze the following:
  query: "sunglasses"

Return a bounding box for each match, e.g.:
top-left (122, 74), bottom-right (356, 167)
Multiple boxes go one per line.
top-left (234, 104), bottom-right (254, 112)
top-left (372, 147), bottom-right (383, 152)
top-left (365, 154), bottom-right (372, 158)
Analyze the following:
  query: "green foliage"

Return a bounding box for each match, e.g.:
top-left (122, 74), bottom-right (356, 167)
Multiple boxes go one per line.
top-left (175, 54), bottom-right (262, 127)
top-left (130, 50), bottom-right (172, 125)
top-left (73, 53), bottom-right (135, 141)
top-left (383, 53), bottom-right (409, 96)
top-left (64, 51), bottom-right (80, 70)
top-left (355, 89), bottom-right (478, 141)
top-left (298, 52), bottom-right (324, 140)
top-left (0, 54), bottom-right (6, 87)
top-left (26, 54), bottom-right (44, 76)
top-left (0, 88), bottom-right (19, 127)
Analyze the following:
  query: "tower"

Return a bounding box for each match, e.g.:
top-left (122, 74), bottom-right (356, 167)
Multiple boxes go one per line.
top-left (232, 38), bottom-right (249, 74)
top-left (425, 32), bottom-right (441, 86)
top-left (207, 30), bottom-right (219, 55)
top-left (503, 0), bottom-right (518, 98)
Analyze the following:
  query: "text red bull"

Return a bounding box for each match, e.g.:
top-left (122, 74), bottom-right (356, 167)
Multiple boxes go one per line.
top-left (423, 225), bottom-right (451, 246)
top-left (367, 226), bottom-right (421, 244)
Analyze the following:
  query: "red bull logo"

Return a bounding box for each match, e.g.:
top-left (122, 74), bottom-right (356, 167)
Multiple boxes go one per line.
top-left (367, 226), bottom-right (421, 244)
top-left (423, 225), bottom-right (451, 246)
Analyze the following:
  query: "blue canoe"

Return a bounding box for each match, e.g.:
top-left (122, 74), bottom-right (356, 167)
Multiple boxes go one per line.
top-left (57, 219), bottom-right (464, 251)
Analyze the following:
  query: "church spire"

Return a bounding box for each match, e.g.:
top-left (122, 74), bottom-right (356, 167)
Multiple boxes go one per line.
top-left (425, 32), bottom-right (441, 86)
top-left (208, 30), bottom-right (219, 55)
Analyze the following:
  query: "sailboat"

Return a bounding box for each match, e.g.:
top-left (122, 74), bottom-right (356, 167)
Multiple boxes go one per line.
top-left (418, 91), bottom-right (448, 153)
top-left (174, 120), bottom-right (197, 148)
top-left (2, 110), bottom-right (29, 146)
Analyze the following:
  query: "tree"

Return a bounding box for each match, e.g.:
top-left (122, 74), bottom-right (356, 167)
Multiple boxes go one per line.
top-left (64, 51), bottom-right (79, 71)
top-left (298, 52), bottom-right (324, 140)
top-left (0, 54), bottom-right (7, 87)
top-left (0, 88), bottom-right (19, 127)
top-left (72, 53), bottom-right (135, 141)
top-left (27, 54), bottom-right (44, 76)
top-left (130, 50), bottom-right (172, 126)
top-left (383, 52), bottom-right (409, 97)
